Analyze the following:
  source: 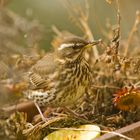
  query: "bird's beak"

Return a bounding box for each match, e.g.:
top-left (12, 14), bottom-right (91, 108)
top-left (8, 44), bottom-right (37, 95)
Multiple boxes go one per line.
top-left (84, 39), bottom-right (101, 49)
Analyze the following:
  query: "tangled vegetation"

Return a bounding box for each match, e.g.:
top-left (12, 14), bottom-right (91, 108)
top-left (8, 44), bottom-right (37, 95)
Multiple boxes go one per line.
top-left (0, 0), bottom-right (140, 140)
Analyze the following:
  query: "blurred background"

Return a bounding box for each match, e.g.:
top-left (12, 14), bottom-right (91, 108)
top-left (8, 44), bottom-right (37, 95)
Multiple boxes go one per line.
top-left (7, 0), bottom-right (140, 50)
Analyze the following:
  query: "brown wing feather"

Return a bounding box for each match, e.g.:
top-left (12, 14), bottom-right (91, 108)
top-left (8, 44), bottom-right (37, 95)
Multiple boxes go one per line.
top-left (29, 72), bottom-right (48, 89)
top-left (29, 53), bottom-right (56, 89)
top-left (31, 53), bottom-right (56, 75)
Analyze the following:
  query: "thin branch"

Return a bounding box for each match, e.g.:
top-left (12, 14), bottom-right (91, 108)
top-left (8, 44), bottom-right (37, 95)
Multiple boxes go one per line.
top-left (124, 10), bottom-right (140, 56)
top-left (61, 0), bottom-right (99, 59)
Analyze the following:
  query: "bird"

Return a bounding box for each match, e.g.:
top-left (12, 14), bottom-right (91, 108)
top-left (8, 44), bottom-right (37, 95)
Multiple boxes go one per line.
top-left (25, 36), bottom-right (100, 121)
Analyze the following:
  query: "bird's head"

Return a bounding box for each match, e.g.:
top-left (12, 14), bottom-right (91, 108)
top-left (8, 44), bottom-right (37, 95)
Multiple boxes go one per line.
top-left (57, 37), bottom-right (99, 60)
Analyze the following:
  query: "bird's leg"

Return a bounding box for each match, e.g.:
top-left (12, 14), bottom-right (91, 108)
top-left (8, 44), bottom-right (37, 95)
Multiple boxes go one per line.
top-left (34, 102), bottom-right (48, 122)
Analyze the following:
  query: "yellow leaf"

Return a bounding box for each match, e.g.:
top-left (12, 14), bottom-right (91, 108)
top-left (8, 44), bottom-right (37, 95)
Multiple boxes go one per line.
top-left (44, 124), bottom-right (100, 140)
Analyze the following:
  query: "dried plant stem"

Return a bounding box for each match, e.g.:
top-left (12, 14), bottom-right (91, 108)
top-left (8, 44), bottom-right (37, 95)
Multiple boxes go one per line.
top-left (92, 84), bottom-right (120, 89)
top-left (116, 0), bottom-right (121, 26)
top-left (52, 25), bottom-right (62, 36)
top-left (79, 17), bottom-right (99, 59)
top-left (2, 101), bottom-right (35, 113)
top-left (62, 0), bottom-right (99, 59)
top-left (2, 101), bottom-right (38, 121)
top-left (124, 11), bottom-right (140, 56)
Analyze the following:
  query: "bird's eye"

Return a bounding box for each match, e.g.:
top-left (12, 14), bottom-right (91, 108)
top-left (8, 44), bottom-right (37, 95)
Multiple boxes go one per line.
top-left (72, 43), bottom-right (84, 50)
top-left (72, 44), bottom-right (76, 49)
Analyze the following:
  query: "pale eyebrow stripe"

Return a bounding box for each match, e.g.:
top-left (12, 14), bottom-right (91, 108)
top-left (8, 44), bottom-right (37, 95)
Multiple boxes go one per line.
top-left (58, 43), bottom-right (74, 50)
top-left (76, 43), bottom-right (84, 46)
top-left (58, 43), bottom-right (85, 50)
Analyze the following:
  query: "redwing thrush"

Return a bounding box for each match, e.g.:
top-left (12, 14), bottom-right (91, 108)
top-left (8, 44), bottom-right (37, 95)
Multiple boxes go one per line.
top-left (25, 36), bottom-right (99, 120)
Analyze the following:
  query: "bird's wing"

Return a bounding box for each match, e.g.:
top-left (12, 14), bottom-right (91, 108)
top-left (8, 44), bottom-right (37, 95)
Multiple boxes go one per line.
top-left (28, 53), bottom-right (57, 89)
top-left (31, 53), bottom-right (56, 74)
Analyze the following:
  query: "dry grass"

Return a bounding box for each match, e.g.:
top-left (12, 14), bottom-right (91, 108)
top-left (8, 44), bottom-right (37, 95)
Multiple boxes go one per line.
top-left (0, 0), bottom-right (140, 139)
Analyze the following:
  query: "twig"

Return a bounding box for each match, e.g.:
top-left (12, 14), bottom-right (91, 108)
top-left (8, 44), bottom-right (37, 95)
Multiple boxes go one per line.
top-left (2, 101), bottom-right (35, 113)
top-left (91, 84), bottom-right (120, 89)
top-left (42, 116), bottom-right (68, 128)
top-left (61, 0), bottom-right (99, 59)
top-left (2, 101), bottom-right (38, 121)
top-left (52, 25), bottom-right (62, 36)
top-left (124, 10), bottom-right (140, 56)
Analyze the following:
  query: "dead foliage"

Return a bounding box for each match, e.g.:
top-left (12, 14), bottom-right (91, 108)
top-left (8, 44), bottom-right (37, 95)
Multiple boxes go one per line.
top-left (0, 0), bottom-right (140, 139)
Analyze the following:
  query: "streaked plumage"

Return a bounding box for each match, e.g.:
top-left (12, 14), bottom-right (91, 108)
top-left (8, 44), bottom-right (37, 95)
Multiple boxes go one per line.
top-left (25, 37), bottom-right (96, 108)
